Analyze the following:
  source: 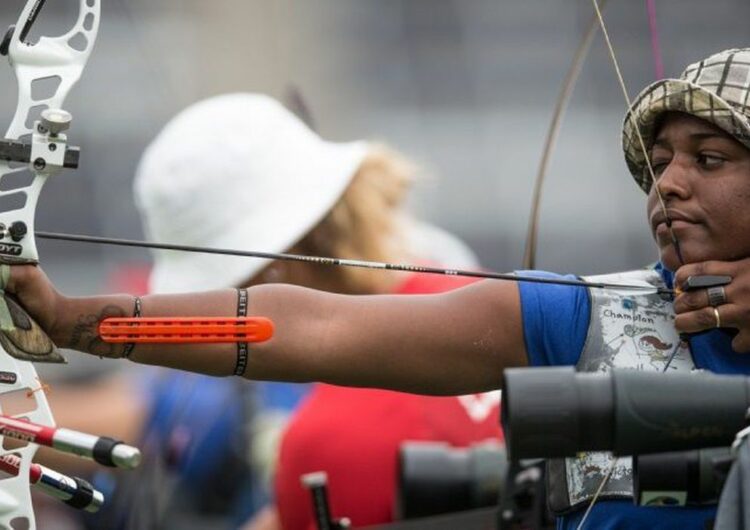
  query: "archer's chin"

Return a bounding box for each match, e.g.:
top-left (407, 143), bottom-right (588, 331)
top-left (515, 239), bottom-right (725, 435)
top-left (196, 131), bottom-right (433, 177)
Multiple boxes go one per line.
top-left (658, 241), bottom-right (715, 272)
top-left (656, 245), bottom-right (681, 273)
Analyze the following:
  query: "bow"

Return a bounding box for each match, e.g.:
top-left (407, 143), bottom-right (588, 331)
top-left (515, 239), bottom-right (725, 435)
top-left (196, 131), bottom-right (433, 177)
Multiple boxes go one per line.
top-left (523, 2), bottom-right (609, 270)
top-left (0, 0), bottom-right (100, 526)
top-left (523, 0), bottom-right (675, 271)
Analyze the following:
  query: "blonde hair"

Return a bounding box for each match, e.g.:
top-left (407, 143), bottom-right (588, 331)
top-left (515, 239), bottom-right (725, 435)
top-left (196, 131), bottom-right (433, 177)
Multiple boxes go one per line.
top-left (294, 143), bottom-right (417, 294)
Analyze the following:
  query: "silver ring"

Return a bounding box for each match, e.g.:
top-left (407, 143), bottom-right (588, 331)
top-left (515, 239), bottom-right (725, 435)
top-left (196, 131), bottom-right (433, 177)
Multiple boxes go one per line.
top-left (707, 286), bottom-right (727, 307)
top-left (713, 307), bottom-right (722, 329)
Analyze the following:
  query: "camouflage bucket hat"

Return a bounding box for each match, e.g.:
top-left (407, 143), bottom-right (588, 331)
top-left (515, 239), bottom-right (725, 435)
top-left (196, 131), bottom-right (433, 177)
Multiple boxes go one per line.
top-left (622, 48), bottom-right (750, 193)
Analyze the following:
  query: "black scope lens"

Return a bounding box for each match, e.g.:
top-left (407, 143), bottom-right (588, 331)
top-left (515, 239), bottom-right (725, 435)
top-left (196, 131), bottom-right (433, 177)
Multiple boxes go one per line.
top-left (397, 442), bottom-right (507, 519)
top-left (502, 367), bottom-right (750, 459)
top-left (634, 447), bottom-right (732, 506)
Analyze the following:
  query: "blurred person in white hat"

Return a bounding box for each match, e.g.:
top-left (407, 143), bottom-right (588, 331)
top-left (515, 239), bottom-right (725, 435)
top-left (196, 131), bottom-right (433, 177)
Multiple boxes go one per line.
top-left (136, 93), bottom-right (478, 295)
top-left (129, 93), bottom-right (500, 530)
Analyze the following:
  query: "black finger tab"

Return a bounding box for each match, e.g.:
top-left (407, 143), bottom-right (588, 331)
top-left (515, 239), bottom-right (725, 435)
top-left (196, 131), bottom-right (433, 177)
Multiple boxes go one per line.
top-left (684, 275), bottom-right (732, 291)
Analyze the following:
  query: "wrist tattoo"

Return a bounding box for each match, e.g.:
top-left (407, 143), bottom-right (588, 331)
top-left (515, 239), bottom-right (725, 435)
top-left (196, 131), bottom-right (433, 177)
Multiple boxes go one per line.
top-left (69, 304), bottom-right (126, 358)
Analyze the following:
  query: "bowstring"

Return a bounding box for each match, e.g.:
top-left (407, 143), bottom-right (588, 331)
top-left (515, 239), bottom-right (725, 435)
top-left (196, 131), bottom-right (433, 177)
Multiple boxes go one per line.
top-left (522, 0), bottom-right (610, 269)
top-left (575, 456), bottom-right (619, 530)
top-left (591, 0), bottom-right (684, 266)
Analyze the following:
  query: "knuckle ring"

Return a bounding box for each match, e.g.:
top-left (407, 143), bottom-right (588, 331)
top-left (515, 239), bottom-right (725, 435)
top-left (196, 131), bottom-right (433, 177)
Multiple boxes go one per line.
top-left (707, 286), bottom-right (727, 307)
top-left (713, 307), bottom-right (722, 329)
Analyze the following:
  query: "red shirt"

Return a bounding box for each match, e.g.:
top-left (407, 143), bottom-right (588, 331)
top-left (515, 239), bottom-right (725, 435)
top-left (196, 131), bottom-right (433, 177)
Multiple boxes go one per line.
top-left (274, 272), bottom-right (503, 530)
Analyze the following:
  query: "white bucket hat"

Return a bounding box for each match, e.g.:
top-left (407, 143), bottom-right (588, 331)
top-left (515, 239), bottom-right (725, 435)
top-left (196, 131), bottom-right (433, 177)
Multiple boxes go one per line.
top-left (134, 93), bottom-right (368, 293)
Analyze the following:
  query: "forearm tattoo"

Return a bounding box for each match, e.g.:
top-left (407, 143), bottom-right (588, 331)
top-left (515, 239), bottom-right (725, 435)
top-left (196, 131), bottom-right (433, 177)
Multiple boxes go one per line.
top-left (69, 304), bottom-right (127, 358)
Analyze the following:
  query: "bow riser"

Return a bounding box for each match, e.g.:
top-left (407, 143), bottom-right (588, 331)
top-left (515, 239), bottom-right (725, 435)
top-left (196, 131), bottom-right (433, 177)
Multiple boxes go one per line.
top-left (1, 0), bottom-right (99, 264)
top-left (0, 1), bottom-right (100, 527)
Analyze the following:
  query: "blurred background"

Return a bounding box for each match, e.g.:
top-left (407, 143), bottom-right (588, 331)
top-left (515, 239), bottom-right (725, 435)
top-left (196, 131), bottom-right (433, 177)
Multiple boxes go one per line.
top-left (0, 0), bottom-right (746, 326)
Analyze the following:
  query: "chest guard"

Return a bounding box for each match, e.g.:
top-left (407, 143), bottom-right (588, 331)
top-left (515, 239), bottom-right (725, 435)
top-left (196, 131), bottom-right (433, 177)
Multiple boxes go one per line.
top-left (546, 269), bottom-right (695, 514)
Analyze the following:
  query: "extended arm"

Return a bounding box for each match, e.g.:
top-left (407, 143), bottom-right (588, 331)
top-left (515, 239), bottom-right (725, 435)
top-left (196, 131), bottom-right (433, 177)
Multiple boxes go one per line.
top-left (10, 265), bottom-right (528, 395)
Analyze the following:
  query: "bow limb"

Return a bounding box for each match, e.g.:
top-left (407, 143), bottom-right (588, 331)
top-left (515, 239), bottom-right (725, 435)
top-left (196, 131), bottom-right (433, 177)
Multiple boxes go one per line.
top-left (522, 1), bottom-right (609, 270)
top-left (589, 0), bottom-right (683, 263)
top-left (0, 1), bottom-right (100, 528)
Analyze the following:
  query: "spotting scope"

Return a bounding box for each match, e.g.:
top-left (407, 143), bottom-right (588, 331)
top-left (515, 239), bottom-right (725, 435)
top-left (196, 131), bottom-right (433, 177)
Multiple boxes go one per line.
top-left (502, 367), bottom-right (750, 459)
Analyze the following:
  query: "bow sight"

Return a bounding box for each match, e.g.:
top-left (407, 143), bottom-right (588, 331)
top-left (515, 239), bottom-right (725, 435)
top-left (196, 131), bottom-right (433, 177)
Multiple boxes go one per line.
top-left (0, 0), bottom-right (80, 252)
top-left (0, 134), bottom-right (77, 247)
top-left (0, 108), bottom-right (80, 177)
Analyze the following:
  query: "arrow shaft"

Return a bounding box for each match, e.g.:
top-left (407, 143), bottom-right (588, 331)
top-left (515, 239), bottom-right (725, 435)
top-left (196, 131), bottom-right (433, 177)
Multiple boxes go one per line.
top-left (36, 231), bottom-right (672, 295)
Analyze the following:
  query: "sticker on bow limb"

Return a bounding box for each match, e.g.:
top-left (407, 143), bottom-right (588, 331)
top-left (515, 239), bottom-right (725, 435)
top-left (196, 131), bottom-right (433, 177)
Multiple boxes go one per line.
top-left (0, 373), bottom-right (17, 385)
